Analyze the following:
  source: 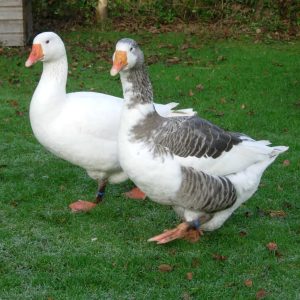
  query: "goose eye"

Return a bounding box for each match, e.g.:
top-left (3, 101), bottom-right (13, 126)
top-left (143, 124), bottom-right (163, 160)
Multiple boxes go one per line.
top-left (46, 40), bottom-right (50, 44)
top-left (130, 47), bottom-right (133, 52)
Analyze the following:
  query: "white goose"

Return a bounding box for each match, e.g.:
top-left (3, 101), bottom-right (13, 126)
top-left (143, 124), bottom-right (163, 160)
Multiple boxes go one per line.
top-left (110, 38), bottom-right (288, 244)
top-left (25, 32), bottom-right (195, 212)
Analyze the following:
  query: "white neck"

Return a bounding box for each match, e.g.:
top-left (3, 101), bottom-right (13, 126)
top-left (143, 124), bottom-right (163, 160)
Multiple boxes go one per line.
top-left (30, 55), bottom-right (68, 121)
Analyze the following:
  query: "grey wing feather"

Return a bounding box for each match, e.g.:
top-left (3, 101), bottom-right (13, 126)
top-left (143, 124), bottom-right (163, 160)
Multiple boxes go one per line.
top-left (176, 167), bottom-right (237, 213)
top-left (154, 116), bottom-right (242, 159)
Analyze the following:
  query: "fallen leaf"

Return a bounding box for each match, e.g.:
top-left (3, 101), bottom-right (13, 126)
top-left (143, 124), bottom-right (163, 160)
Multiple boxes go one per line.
top-left (256, 28), bottom-right (262, 34)
top-left (182, 292), bottom-right (190, 300)
top-left (247, 110), bottom-right (255, 116)
top-left (239, 230), bottom-right (247, 237)
top-left (241, 104), bottom-right (246, 109)
top-left (244, 211), bottom-right (253, 218)
top-left (166, 57), bottom-right (180, 64)
top-left (268, 210), bottom-right (286, 218)
top-left (277, 185), bottom-right (283, 191)
top-left (266, 242), bottom-right (278, 251)
top-left (212, 253), bottom-right (227, 261)
top-left (220, 97), bottom-right (227, 104)
top-left (8, 100), bottom-right (19, 107)
top-left (256, 289), bottom-right (267, 299)
top-left (16, 111), bottom-right (24, 116)
top-left (191, 258), bottom-right (200, 268)
top-left (244, 279), bottom-right (253, 287)
top-left (181, 43), bottom-right (190, 50)
top-left (205, 107), bottom-right (224, 117)
top-left (293, 100), bottom-right (300, 107)
top-left (282, 159), bottom-right (290, 166)
top-left (217, 55), bottom-right (226, 62)
top-left (168, 248), bottom-right (177, 256)
top-left (224, 281), bottom-right (236, 287)
top-left (158, 264), bottom-right (173, 272)
top-left (186, 272), bottom-right (193, 280)
top-left (175, 75), bottom-right (180, 81)
top-left (148, 55), bottom-right (160, 65)
top-left (196, 84), bottom-right (204, 91)
top-left (189, 90), bottom-right (194, 97)
top-left (283, 201), bottom-right (293, 209)
top-left (10, 200), bottom-right (18, 207)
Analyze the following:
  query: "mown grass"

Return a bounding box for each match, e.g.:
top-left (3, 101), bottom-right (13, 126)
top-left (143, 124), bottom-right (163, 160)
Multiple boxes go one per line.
top-left (0, 29), bottom-right (299, 299)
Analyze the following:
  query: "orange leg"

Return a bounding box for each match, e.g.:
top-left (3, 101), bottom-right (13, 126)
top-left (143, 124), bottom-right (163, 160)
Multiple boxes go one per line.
top-left (69, 180), bottom-right (107, 213)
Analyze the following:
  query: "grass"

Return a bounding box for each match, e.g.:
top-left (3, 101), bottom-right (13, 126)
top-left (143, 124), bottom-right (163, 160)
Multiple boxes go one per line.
top-left (0, 29), bottom-right (300, 299)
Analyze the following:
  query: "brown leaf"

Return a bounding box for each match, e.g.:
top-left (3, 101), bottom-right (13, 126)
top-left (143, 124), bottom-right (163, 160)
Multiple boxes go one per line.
top-left (212, 253), bottom-right (227, 261)
top-left (166, 57), bottom-right (180, 64)
top-left (268, 210), bottom-right (286, 218)
top-left (168, 248), bottom-right (177, 256)
top-left (148, 55), bottom-right (160, 65)
top-left (191, 258), bottom-right (200, 268)
top-left (239, 230), bottom-right (247, 237)
top-left (158, 264), bottom-right (173, 272)
top-left (275, 250), bottom-right (283, 258)
top-left (10, 200), bottom-right (18, 207)
top-left (244, 279), bottom-right (253, 287)
top-left (217, 55), bottom-right (226, 62)
top-left (175, 75), bottom-right (180, 81)
top-left (181, 43), bottom-right (190, 51)
top-left (205, 107), bottom-right (224, 117)
top-left (16, 111), bottom-right (24, 116)
top-left (266, 242), bottom-right (278, 251)
top-left (8, 100), bottom-right (19, 107)
top-left (189, 90), bottom-right (194, 97)
top-left (282, 159), bottom-right (290, 166)
top-left (220, 97), bottom-right (227, 104)
top-left (256, 289), bottom-right (267, 299)
top-left (244, 211), bottom-right (253, 218)
top-left (186, 272), bottom-right (193, 280)
top-left (196, 84), bottom-right (204, 91)
top-left (283, 201), bottom-right (293, 209)
top-left (247, 110), bottom-right (255, 116)
top-left (182, 292), bottom-right (190, 300)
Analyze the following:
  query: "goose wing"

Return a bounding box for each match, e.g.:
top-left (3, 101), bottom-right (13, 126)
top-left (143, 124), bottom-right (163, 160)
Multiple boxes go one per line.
top-left (155, 116), bottom-right (242, 159)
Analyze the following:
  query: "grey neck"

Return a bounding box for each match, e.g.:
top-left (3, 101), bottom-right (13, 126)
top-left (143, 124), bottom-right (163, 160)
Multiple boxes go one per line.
top-left (120, 65), bottom-right (154, 109)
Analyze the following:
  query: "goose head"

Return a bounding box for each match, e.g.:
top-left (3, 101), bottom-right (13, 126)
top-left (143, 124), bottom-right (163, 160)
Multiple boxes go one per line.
top-left (110, 38), bottom-right (144, 76)
top-left (25, 32), bottom-right (66, 67)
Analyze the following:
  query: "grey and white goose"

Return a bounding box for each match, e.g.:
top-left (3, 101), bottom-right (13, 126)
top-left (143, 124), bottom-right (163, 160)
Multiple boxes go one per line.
top-left (110, 38), bottom-right (288, 244)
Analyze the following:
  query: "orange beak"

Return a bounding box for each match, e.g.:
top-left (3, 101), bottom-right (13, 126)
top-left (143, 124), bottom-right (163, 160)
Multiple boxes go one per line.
top-left (25, 44), bottom-right (44, 67)
top-left (110, 50), bottom-right (128, 76)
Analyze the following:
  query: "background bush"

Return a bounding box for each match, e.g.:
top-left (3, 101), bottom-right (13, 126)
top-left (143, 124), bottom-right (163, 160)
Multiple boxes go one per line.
top-left (32, 0), bottom-right (299, 34)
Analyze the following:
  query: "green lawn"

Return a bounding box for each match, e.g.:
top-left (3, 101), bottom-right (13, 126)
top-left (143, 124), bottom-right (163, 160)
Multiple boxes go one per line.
top-left (0, 30), bottom-right (299, 299)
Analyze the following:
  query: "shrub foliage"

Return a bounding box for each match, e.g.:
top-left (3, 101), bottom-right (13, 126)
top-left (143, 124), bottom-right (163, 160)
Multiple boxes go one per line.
top-left (32, 0), bottom-right (298, 33)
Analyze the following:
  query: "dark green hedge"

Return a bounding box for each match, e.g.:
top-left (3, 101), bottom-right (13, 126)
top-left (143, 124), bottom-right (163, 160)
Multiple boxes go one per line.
top-left (32, 0), bottom-right (299, 32)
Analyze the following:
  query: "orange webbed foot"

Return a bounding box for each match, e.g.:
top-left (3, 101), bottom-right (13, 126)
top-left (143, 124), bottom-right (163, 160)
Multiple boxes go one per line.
top-left (69, 200), bottom-right (97, 213)
top-left (148, 222), bottom-right (203, 244)
top-left (124, 187), bottom-right (146, 200)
